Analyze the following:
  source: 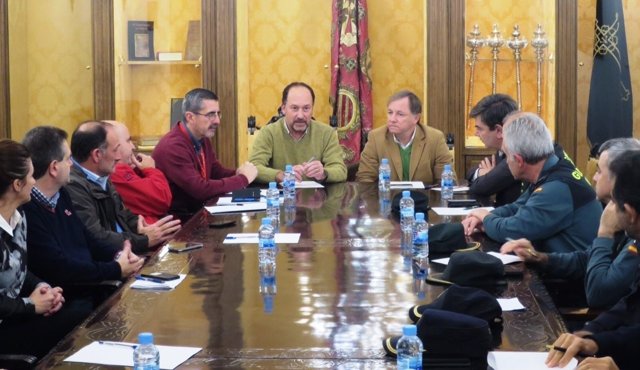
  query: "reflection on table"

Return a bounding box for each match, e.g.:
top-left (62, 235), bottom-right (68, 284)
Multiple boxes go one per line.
top-left (39, 183), bottom-right (566, 369)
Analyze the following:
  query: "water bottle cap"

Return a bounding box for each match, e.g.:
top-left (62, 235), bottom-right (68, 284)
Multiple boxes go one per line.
top-left (269, 181), bottom-right (277, 189)
top-left (261, 217), bottom-right (272, 225)
top-left (381, 158), bottom-right (389, 164)
top-left (415, 212), bottom-right (424, 221)
top-left (138, 332), bottom-right (153, 344)
top-left (444, 164), bottom-right (452, 171)
top-left (285, 164), bottom-right (293, 171)
top-left (402, 325), bottom-right (417, 336)
top-left (402, 190), bottom-right (410, 198)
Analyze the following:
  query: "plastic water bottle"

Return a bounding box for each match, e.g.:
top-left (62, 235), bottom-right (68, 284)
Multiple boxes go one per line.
top-left (412, 213), bottom-right (429, 279)
top-left (378, 158), bottom-right (391, 192)
top-left (283, 164), bottom-right (296, 201)
top-left (400, 191), bottom-right (415, 234)
top-left (258, 217), bottom-right (276, 272)
top-left (133, 332), bottom-right (159, 370)
top-left (259, 269), bottom-right (277, 314)
top-left (397, 325), bottom-right (423, 370)
top-left (266, 181), bottom-right (280, 229)
top-left (441, 164), bottom-right (454, 201)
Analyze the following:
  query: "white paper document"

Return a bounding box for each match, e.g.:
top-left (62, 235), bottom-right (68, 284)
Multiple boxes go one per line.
top-left (295, 181), bottom-right (324, 189)
top-left (64, 341), bottom-right (201, 369)
top-left (431, 206), bottom-right (494, 216)
top-left (390, 181), bottom-right (425, 189)
top-left (130, 274), bottom-right (187, 291)
top-left (486, 251), bottom-right (524, 264)
top-left (497, 297), bottom-right (526, 311)
top-left (223, 233), bottom-right (301, 244)
top-left (431, 186), bottom-right (470, 192)
top-left (487, 351), bottom-right (576, 370)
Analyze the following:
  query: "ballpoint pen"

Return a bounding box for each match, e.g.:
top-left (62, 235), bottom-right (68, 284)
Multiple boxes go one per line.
top-left (98, 341), bottom-right (138, 349)
top-left (225, 235), bottom-right (258, 240)
top-left (135, 275), bottom-right (168, 284)
top-left (545, 344), bottom-right (592, 358)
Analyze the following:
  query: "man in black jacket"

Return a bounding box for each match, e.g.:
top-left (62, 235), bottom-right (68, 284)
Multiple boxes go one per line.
top-left (466, 94), bottom-right (521, 206)
top-left (66, 121), bottom-right (180, 254)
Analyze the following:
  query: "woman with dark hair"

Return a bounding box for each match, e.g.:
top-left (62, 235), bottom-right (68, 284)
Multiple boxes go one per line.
top-left (0, 139), bottom-right (87, 359)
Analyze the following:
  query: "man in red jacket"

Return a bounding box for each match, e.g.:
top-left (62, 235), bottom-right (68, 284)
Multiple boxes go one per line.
top-left (110, 121), bottom-right (172, 223)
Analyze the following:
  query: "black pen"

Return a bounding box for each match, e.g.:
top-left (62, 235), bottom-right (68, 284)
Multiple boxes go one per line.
top-left (135, 275), bottom-right (167, 284)
top-left (463, 205), bottom-right (479, 210)
top-left (546, 344), bottom-right (592, 358)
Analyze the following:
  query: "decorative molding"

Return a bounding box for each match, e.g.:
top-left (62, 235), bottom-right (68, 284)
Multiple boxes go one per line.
top-left (427, 0), bottom-right (465, 176)
top-left (556, 0), bottom-right (578, 159)
top-left (203, 0), bottom-right (238, 167)
top-left (92, 0), bottom-right (115, 120)
top-left (0, 0), bottom-right (9, 137)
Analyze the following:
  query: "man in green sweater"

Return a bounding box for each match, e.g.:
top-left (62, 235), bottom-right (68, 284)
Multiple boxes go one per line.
top-left (249, 82), bottom-right (347, 184)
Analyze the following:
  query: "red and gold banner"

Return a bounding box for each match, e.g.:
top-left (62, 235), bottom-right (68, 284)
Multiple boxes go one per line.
top-left (330, 0), bottom-right (373, 165)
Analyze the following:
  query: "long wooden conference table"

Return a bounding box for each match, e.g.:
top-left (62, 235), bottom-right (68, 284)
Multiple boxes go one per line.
top-left (39, 182), bottom-right (566, 369)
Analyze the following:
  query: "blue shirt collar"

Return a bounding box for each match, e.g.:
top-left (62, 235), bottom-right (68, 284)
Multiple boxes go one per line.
top-left (71, 157), bottom-right (109, 191)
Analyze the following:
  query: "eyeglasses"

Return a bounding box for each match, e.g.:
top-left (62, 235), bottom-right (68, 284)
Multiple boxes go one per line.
top-left (192, 111), bottom-right (222, 119)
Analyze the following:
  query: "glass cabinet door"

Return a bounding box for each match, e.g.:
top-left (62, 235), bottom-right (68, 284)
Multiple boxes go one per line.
top-left (113, 0), bottom-right (202, 150)
top-left (8, 0), bottom-right (94, 139)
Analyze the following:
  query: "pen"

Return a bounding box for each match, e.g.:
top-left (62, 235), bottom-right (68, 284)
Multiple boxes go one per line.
top-left (545, 344), bottom-right (592, 358)
top-left (307, 156), bottom-right (315, 162)
top-left (135, 275), bottom-right (167, 284)
top-left (225, 235), bottom-right (258, 240)
top-left (463, 206), bottom-right (478, 210)
top-left (216, 203), bottom-right (245, 206)
top-left (98, 341), bottom-right (138, 349)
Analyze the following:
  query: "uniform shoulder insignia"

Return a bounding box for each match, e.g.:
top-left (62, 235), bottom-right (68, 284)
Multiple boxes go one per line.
top-left (533, 187), bottom-right (543, 193)
top-left (628, 244), bottom-right (638, 255)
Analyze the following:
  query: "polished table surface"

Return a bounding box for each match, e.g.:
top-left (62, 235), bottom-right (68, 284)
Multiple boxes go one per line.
top-left (39, 183), bottom-right (566, 369)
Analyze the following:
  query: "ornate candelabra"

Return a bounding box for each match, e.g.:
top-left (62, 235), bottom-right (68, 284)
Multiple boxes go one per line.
top-left (486, 24), bottom-right (504, 94)
top-left (531, 24), bottom-right (548, 116)
top-left (507, 25), bottom-right (528, 109)
top-left (466, 24), bottom-right (485, 121)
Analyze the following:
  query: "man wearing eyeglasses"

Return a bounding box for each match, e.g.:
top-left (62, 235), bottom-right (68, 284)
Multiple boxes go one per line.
top-left (249, 82), bottom-right (347, 183)
top-left (356, 90), bottom-right (453, 185)
top-left (153, 88), bottom-right (258, 216)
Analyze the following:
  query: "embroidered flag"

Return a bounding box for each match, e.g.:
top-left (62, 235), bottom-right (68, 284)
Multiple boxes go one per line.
top-left (330, 0), bottom-right (373, 165)
top-left (586, 0), bottom-right (633, 148)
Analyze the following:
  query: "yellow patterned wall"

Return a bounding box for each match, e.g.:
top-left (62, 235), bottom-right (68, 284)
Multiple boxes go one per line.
top-left (464, 0), bottom-right (556, 147)
top-left (237, 0), bottom-right (426, 164)
top-left (113, 0), bottom-right (201, 138)
top-left (8, 0), bottom-right (94, 140)
top-left (577, 0), bottom-right (640, 172)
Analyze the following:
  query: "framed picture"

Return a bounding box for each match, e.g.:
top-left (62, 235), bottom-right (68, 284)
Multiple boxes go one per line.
top-left (128, 21), bottom-right (155, 61)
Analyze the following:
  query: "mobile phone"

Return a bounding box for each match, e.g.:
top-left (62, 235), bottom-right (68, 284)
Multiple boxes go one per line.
top-left (139, 272), bottom-right (180, 281)
top-left (447, 199), bottom-right (479, 208)
top-left (168, 241), bottom-right (204, 253)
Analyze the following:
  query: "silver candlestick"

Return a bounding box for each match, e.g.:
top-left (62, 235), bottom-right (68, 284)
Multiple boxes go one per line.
top-left (466, 24), bottom-right (485, 122)
top-left (486, 24), bottom-right (504, 94)
top-left (531, 24), bottom-right (548, 116)
top-left (507, 25), bottom-right (528, 109)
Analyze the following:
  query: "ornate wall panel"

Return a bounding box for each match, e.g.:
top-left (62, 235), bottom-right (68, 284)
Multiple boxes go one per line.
top-left (8, 0), bottom-right (94, 140)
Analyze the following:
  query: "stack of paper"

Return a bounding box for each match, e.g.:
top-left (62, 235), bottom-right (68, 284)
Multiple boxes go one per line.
top-left (487, 351), bottom-right (576, 370)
